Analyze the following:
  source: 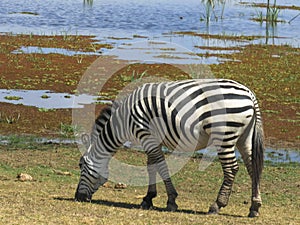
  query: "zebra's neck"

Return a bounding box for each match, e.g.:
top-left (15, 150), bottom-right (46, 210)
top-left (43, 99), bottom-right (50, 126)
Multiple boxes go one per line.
top-left (88, 103), bottom-right (128, 159)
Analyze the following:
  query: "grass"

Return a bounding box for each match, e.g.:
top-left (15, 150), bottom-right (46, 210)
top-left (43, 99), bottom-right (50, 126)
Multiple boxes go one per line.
top-left (59, 122), bottom-right (79, 138)
top-left (0, 112), bottom-right (21, 124)
top-left (0, 144), bottom-right (299, 224)
top-left (120, 70), bottom-right (148, 82)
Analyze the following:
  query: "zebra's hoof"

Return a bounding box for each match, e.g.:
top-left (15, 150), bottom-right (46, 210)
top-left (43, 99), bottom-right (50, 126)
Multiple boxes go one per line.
top-left (208, 202), bottom-right (220, 215)
top-left (166, 202), bottom-right (178, 212)
top-left (248, 210), bottom-right (259, 218)
top-left (140, 200), bottom-right (153, 210)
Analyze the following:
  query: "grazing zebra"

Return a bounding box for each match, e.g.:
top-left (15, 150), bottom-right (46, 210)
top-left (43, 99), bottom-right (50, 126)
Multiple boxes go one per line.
top-left (75, 79), bottom-right (264, 217)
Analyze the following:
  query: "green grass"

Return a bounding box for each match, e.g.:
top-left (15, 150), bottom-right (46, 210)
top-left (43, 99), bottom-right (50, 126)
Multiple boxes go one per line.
top-left (0, 112), bottom-right (21, 124)
top-left (120, 70), bottom-right (148, 82)
top-left (59, 122), bottom-right (80, 138)
top-left (0, 144), bottom-right (299, 224)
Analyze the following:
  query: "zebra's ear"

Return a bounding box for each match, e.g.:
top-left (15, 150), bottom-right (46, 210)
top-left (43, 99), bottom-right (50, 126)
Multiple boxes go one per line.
top-left (81, 133), bottom-right (90, 150)
top-left (79, 156), bottom-right (85, 169)
top-left (112, 100), bottom-right (120, 109)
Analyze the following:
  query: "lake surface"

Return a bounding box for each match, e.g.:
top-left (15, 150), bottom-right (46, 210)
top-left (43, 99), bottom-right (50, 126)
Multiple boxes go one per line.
top-left (1, 0), bottom-right (300, 50)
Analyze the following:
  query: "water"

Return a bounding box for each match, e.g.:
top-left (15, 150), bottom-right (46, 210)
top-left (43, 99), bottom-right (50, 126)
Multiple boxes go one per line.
top-left (0, 0), bottom-right (299, 49)
top-left (11, 39), bottom-right (242, 64)
top-left (1, 0), bottom-right (300, 63)
top-left (12, 46), bottom-right (101, 56)
top-left (0, 135), bottom-right (299, 163)
top-left (0, 89), bottom-right (110, 109)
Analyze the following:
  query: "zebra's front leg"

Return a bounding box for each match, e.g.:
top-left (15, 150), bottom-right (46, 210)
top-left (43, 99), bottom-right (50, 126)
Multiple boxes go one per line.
top-left (209, 154), bottom-right (239, 214)
top-left (141, 163), bottom-right (157, 210)
top-left (144, 152), bottom-right (178, 211)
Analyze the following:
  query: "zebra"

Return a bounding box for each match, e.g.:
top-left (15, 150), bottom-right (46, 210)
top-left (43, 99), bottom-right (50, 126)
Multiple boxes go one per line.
top-left (75, 79), bottom-right (264, 217)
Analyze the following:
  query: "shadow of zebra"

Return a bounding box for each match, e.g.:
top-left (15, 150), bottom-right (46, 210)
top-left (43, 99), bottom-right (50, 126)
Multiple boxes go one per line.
top-left (54, 197), bottom-right (244, 217)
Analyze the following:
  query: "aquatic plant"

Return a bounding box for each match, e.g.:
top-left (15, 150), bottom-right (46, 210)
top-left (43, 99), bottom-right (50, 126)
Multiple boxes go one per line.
top-left (288, 12), bottom-right (300, 24)
top-left (200, 0), bottom-right (226, 24)
top-left (83, 0), bottom-right (93, 7)
top-left (4, 96), bottom-right (23, 101)
top-left (41, 94), bottom-right (50, 99)
top-left (267, 0), bottom-right (280, 24)
top-left (254, 0), bottom-right (282, 25)
top-left (256, 10), bottom-right (264, 24)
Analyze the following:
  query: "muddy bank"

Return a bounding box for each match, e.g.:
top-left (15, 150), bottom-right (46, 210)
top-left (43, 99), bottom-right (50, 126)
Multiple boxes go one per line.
top-left (0, 34), bottom-right (299, 149)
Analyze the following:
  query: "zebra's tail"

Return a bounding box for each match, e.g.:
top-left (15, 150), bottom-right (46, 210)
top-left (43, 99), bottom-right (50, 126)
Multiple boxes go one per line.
top-left (252, 110), bottom-right (264, 192)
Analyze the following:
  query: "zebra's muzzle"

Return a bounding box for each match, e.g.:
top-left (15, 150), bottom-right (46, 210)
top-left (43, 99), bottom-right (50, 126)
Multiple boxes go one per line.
top-left (74, 191), bottom-right (92, 202)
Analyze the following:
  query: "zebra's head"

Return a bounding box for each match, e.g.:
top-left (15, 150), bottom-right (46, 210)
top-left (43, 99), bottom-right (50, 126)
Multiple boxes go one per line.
top-left (75, 145), bottom-right (109, 202)
top-left (75, 105), bottom-right (114, 202)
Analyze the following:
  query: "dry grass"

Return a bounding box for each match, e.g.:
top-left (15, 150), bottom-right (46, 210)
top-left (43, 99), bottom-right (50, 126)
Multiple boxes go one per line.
top-left (0, 144), bottom-right (299, 225)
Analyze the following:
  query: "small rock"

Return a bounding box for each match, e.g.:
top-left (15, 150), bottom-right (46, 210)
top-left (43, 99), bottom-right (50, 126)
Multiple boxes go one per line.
top-left (53, 169), bottom-right (72, 176)
top-left (17, 173), bottom-right (33, 182)
top-left (102, 182), bottom-right (112, 188)
top-left (135, 195), bottom-right (145, 199)
top-left (114, 182), bottom-right (127, 189)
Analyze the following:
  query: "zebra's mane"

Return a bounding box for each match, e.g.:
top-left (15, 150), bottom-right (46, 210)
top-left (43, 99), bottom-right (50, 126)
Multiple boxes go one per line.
top-left (94, 105), bottom-right (113, 131)
top-left (94, 101), bottom-right (120, 132)
top-left (82, 104), bottom-right (114, 151)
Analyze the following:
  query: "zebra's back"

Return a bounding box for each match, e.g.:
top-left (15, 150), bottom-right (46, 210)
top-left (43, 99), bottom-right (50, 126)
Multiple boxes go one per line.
top-left (124, 79), bottom-right (259, 151)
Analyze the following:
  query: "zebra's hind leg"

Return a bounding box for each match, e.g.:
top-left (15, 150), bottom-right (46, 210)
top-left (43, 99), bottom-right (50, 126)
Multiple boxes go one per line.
top-left (208, 148), bottom-right (239, 214)
top-left (237, 142), bottom-right (263, 217)
top-left (141, 163), bottom-right (157, 210)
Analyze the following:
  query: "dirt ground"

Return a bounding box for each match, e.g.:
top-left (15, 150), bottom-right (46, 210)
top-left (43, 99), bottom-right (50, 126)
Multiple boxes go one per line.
top-left (0, 145), bottom-right (299, 224)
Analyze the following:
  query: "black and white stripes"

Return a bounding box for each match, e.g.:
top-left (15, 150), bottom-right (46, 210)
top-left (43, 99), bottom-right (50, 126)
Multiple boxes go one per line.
top-left (75, 79), bottom-right (264, 217)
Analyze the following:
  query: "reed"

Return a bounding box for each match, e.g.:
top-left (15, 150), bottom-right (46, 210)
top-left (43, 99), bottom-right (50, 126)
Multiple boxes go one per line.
top-left (255, 0), bottom-right (281, 25)
top-left (200, 0), bottom-right (226, 24)
top-left (267, 0), bottom-right (280, 24)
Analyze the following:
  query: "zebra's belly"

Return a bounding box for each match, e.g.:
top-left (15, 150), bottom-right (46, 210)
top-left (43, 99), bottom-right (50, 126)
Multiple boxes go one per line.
top-left (161, 129), bottom-right (210, 152)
